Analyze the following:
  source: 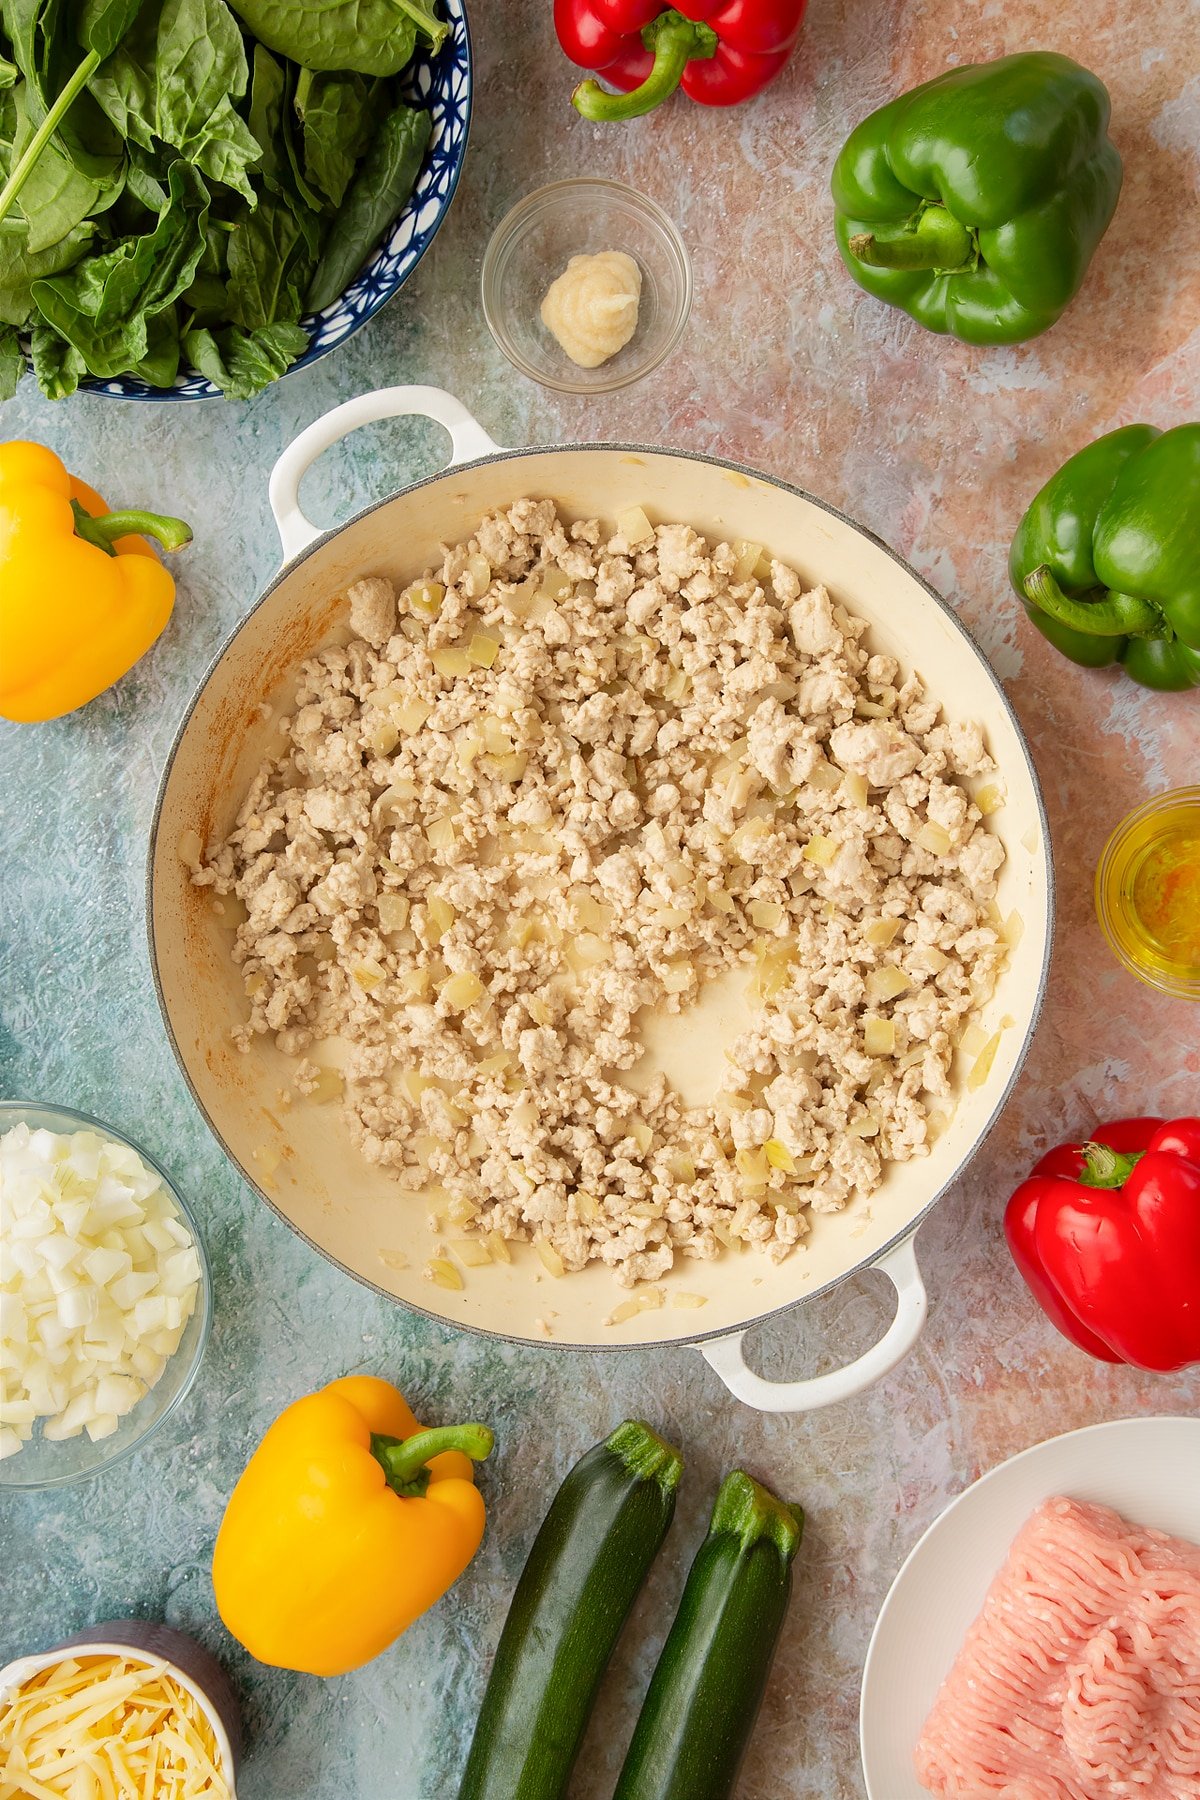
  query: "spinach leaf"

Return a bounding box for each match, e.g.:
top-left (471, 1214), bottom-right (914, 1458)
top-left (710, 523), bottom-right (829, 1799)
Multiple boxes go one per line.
top-left (30, 318), bottom-right (84, 395)
top-left (148, 0), bottom-right (248, 149)
top-left (186, 94), bottom-right (260, 197)
top-left (4, 0), bottom-right (125, 183)
top-left (122, 137), bottom-right (165, 208)
top-left (31, 154), bottom-right (207, 374)
top-left (2, 0), bottom-right (49, 94)
top-left (246, 40), bottom-right (284, 183)
top-left (247, 50), bottom-right (323, 212)
top-left (85, 0), bottom-right (155, 144)
top-left (226, 183), bottom-right (315, 328)
top-left (10, 78), bottom-right (103, 249)
top-left (0, 320), bottom-right (22, 395)
top-left (181, 264), bottom-right (224, 320)
top-left (0, 213), bottom-right (92, 321)
top-left (90, 0), bottom-right (261, 200)
top-left (3, 0), bottom-right (419, 392)
top-left (77, 0), bottom-right (146, 61)
top-left (293, 66), bottom-right (374, 209)
top-left (278, 62), bottom-right (323, 212)
top-left (227, 0), bottom-right (444, 76)
top-left (180, 213), bottom-right (229, 320)
top-left (129, 298), bottom-right (178, 381)
top-left (306, 99), bottom-right (428, 310)
top-left (182, 314), bottom-right (305, 397)
top-left (0, 78), bottom-right (15, 153)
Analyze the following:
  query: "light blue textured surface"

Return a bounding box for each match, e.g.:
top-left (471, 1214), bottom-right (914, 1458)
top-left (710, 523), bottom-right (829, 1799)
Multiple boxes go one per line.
top-left (3, 0), bottom-right (1199, 1794)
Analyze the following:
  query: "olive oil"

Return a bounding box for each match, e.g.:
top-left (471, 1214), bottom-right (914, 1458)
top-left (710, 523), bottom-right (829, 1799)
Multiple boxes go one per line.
top-left (1095, 788), bottom-right (1200, 999)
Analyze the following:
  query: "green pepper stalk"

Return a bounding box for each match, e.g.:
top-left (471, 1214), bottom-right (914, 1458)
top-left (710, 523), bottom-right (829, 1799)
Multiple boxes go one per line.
top-left (848, 204), bottom-right (975, 273)
top-left (1021, 568), bottom-right (1167, 641)
top-left (572, 12), bottom-right (718, 122)
top-left (1077, 1142), bottom-right (1145, 1190)
top-left (1009, 423), bottom-right (1200, 692)
top-left (70, 501), bottom-right (194, 558)
top-left (370, 1424), bottom-right (495, 1497)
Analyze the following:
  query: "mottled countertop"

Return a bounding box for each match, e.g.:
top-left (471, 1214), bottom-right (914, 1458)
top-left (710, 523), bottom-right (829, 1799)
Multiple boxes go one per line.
top-left (2, 0), bottom-right (1199, 1794)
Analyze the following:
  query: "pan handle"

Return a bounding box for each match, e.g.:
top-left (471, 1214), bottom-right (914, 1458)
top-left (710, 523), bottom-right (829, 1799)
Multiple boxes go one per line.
top-left (698, 1235), bottom-right (928, 1413)
top-left (268, 386), bottom-right (504, 563)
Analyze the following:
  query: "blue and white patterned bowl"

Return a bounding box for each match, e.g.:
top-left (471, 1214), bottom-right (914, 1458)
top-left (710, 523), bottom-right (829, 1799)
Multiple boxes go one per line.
top-left (75, 0), bottom-right (471, 401)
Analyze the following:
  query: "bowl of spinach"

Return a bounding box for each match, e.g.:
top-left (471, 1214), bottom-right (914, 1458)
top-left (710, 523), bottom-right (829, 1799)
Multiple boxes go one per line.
top-left (0, 0), bottom-right (471, 401)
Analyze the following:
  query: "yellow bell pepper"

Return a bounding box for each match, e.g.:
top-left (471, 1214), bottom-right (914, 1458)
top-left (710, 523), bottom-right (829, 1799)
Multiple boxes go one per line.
top-left (0, 440), bottom-right (192, 723)
top-left (212, 1375), bottom-right (494, 1677)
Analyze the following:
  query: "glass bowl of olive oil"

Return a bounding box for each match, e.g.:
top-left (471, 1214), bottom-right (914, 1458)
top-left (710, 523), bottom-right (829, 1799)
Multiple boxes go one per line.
top-left (1095, 787), bottom-right (1200, 999)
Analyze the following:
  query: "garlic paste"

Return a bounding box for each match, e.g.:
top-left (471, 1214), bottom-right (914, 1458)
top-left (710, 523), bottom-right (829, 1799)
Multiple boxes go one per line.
top-left (540, 250), bottom-right (642, 368)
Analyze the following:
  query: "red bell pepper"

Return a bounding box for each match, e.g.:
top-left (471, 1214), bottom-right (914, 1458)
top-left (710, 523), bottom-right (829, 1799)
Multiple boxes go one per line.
top-left (1005, 1116), bottom-right (1200, 1371)
top-left (555, 0), bottom-right (806, 121)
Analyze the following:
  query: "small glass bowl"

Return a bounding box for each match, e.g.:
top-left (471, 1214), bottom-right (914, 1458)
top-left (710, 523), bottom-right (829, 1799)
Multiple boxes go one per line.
top-left (0, 1101), bottom-right (212, 1491)
top-left (481, 178), bottom-right (692, 394)
top-left (1095, 786), bottom-right (1200, 1001)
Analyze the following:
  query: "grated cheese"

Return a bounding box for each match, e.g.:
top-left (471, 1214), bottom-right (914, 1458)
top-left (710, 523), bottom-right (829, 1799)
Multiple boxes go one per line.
top-left (0, 1654), bottom-right (231, 1799)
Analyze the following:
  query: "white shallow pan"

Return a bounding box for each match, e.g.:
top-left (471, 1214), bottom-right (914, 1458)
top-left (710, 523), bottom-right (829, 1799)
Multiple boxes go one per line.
top-left (148, 387), bottom-right (1053, 1413)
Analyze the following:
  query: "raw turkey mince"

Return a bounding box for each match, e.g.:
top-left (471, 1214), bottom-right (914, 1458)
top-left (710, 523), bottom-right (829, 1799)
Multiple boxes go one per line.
top-left (190, 498), bottom-right (1010, 1288)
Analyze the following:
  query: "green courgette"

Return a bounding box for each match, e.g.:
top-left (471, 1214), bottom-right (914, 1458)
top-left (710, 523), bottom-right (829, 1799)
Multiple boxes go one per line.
top-left (613, 1470), bottom-right (804, 1800)
top-left (457, 1419), bottom-right (684, 1800)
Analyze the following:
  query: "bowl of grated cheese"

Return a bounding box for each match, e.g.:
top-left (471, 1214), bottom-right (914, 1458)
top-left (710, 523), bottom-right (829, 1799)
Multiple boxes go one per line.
top-left (0, 1621), bottom-right (240, 1798)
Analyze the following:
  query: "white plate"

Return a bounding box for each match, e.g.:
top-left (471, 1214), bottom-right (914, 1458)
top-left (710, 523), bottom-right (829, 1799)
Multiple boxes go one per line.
top-left (859, 1415), bottom-right (1200, 1799)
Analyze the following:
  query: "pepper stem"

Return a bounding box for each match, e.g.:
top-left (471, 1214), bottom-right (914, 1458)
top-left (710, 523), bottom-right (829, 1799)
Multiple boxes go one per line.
top-left (371, 1423), bottom-right (495, 1497)
top-left (1078, 1141), bottom-right (1144, 1190)
top-left (72, 500), bottom-right (193, 557)
top-left (848, 204), bottom-right (974, 273)
top-left (0, 50), bottom-right (101, 227)
top-left (572, 11), bottom-right (717, 122)
top-left (1023, 566), bottom-right (1167, 640)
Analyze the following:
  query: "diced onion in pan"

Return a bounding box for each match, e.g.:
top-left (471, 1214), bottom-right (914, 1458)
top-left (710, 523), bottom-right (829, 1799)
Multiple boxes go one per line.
top-left (616, 506), bottom-right (654, 547)
top-left (731, 539), bottom-right (763, 582)
top-left (424, 1258), bottom-right (464, 1291)
top-left (865, 966), bottom-right (911, 1002)
top-left (534, 1237), bottom-right (565, 1278)
top-left (917, 821), bottom-right (952, 856)
top-left (764, 1138), bottom-right (797, 1173)
top-left (967, 1031), bottom-right (1002, 1091)
top-left (803, 833), bottom-right (839, 867)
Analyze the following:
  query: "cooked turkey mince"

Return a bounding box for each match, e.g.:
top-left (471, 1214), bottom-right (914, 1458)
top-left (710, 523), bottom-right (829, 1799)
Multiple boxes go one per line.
top-left (192, 499), bottom-right (1008, 1287)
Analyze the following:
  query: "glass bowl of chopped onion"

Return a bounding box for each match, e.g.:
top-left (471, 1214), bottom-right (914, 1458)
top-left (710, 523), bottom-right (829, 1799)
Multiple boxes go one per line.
top-left (0, 1101), bottom-right (212, 1490)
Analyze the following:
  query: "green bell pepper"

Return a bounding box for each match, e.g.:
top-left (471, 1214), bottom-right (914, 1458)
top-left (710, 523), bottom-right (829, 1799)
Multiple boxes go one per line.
top-left (831, 52), bottom-right (1123, 345)
top-left (1009, 424), bottom-right (1200, 692)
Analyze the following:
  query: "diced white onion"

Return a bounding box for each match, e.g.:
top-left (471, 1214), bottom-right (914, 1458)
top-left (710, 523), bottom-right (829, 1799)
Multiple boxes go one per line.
top-left (0, 1124), bottom-right (200, 1460)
